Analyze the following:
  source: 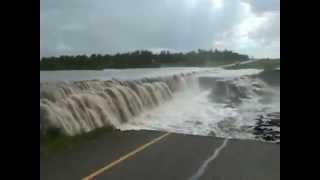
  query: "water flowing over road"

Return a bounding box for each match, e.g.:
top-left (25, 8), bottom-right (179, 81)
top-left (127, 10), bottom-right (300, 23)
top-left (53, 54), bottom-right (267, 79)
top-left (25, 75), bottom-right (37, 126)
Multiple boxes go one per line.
top-left (40, 61), bottom-right (279, 180)
top-left (41, 61), bottom-right (279, 142)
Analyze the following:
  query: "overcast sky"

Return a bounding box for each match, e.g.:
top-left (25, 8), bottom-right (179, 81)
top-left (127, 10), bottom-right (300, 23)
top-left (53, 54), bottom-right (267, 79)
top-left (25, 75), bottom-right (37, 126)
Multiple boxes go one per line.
top-left (40, 0), bottom-right (279, 58)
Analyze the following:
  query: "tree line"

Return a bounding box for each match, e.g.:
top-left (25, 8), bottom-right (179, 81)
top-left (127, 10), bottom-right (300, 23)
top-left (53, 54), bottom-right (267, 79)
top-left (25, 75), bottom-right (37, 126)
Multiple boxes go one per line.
top-left (40, 49), bottom-right (250, 70)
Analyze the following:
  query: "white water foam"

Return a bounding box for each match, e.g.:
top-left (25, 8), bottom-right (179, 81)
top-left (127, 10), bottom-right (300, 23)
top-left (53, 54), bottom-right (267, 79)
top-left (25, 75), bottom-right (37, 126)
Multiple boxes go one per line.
top-left (119, 68), bottom-right (279, 140)
top-left (41, 67), bottom-right (279, 141)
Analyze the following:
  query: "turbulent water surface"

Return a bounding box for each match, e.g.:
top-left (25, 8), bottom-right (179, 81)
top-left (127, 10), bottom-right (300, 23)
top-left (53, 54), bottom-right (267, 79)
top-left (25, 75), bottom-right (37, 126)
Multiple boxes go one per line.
top-left (40, 67), bottom-right (280, 143)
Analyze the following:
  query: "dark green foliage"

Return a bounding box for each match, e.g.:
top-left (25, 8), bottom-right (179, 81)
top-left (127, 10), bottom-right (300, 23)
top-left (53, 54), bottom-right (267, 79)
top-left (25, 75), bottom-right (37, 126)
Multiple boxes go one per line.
top-left (40, 49), bottom-right (249, 70)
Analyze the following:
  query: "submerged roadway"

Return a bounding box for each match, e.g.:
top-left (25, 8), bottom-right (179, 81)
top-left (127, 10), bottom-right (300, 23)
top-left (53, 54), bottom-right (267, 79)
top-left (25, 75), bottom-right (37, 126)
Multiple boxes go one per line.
top-left (40, 130), bottom-right (279, 180)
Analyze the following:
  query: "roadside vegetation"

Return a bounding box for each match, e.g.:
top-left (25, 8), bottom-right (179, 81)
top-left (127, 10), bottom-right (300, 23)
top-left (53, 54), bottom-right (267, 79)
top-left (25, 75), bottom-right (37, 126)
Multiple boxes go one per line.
top-left (226, 58), bottom-right (280, 86)
top-left (226, 58), bottom-right (280, 70)
top-left (40, 49), bottom-right (249, 70)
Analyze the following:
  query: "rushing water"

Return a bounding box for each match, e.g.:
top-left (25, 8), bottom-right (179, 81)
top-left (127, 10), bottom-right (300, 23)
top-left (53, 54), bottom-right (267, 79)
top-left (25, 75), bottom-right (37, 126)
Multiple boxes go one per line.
top-left (40, 67), bottom-right (280, 142)
top-left (40, 67), bottom-right (214, 82)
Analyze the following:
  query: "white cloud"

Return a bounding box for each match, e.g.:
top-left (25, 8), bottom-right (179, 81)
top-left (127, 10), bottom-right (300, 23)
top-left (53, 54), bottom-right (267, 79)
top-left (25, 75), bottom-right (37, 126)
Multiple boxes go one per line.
top-left (56, 42), bottom-right (72, 52)
top-left (41, 0), bottom-right (280, 58)
top-left (210, 0), bottom-right (224, 10)
top-left (212, 2), bottom-right (279, 58)
top-left (242, 0), bottom-right (280, 14)
top-left (60, 23), bottom-right (86, 31)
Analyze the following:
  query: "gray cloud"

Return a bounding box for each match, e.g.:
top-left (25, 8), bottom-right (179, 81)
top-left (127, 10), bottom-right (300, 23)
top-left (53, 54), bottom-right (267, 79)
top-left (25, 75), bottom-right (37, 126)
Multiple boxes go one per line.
top-left (243, 0), bottom-right (280, 14)
top-left (41, 0), bottom-right (280, 58)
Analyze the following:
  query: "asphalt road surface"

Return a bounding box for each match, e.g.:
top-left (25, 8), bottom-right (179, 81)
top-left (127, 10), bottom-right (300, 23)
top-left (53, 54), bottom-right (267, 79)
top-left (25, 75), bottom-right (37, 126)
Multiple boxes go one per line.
top-left (40, 130), bottom-right (279, 180)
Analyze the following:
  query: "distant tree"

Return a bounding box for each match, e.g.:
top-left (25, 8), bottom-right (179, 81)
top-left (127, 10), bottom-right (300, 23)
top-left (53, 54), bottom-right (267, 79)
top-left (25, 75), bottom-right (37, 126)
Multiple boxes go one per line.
top-left (40, 49), bottom-right (250, 70)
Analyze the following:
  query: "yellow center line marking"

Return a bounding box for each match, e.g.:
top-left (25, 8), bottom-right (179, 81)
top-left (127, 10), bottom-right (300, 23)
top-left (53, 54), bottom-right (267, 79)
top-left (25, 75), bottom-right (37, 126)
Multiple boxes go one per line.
top-left (82, 132), bottom-right (171, 180)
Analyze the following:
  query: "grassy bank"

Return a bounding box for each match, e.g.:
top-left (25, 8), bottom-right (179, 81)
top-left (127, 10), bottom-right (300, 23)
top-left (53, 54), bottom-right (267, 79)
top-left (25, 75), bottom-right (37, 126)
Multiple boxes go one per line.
top-left (227, 59), bottom-right (280, 70)
top-left (226, 59), bottom-right (280, 87)
top-left (40, 127), bottom-right (115, 158)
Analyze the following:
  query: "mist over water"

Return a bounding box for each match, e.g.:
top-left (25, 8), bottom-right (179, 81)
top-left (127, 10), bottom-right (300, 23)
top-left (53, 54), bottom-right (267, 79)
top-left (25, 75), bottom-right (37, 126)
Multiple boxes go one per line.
top-left (120, 69), bottom-right (279, 141)
top-left (40, 67), bottom-right (280, 142)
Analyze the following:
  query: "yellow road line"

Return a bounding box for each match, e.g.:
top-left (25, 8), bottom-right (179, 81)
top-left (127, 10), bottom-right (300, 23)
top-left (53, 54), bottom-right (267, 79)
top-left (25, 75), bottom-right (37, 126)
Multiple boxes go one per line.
top-left (82, 132), bottom-right (171, 180)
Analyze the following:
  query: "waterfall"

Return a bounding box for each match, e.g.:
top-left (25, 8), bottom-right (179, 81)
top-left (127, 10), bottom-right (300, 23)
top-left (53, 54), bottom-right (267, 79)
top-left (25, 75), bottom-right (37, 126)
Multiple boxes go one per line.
top-left (40, 73), bottom-right (194, 136)
top-left (198, 75), bottom-right (271, 105)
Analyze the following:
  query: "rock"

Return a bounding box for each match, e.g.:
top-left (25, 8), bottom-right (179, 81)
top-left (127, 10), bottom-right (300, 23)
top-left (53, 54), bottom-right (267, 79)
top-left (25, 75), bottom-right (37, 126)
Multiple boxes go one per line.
top-left (253, 112), bottom-right (280, 143)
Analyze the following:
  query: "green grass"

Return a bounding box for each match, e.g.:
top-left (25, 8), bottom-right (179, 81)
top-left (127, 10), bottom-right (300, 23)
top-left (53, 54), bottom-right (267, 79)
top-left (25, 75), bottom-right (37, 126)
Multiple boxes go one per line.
top-left (227, 59), bottom-right (280, 70)
top-left (40, 127), bottom-right (115, 158)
